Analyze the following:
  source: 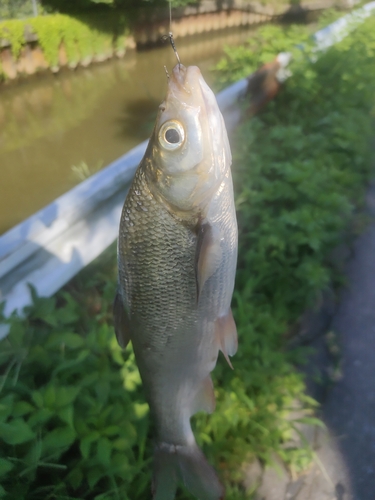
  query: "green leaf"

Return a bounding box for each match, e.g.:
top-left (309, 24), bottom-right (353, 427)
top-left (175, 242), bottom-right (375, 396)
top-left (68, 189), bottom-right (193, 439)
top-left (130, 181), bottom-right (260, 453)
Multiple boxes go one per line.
top-left (97, 437), bottom-right (111, 467)
top-left (67, 467), bottom-right (83, 489)
top-left (6, 321), bottom-right (26, 348)
top-left (29, 294), bottom-right (56, 325)
top-left (87, 466), bottom-right (104, 489)
top-left (52, 350), bottom-right (90, 376)
top-left (58, 405), bottom-right (74, 428)
top-left (79, 431), bottom-right (100, 459)
top-left (28, 408), bottom-right (54, 427)
top-left (45, 333), bottom-right (84, 350)
top-left (133, 403), bottom-right (149, 419)
top-left (42, 426), bottom-right (76, 455)
top-left (112, 438), bottom-right (131, 451)
top-left (43, 385), bottom-right (56, 407)
top-left (80, 372), bottom-right (99, 387)
top-left (31, 391), bottom-right (44, 409)
top-left (102, 425), bottom-right (120, 437)
top-left (0, 395), bottom-right (14, 421)
top-left (0, 458), bottom-right (14, 477)
top-left (54, 294), bottom-right (80, 325)
top-left (55, 386), bottom-right (81, 408)
top-left (0, 419), bottom-right (35, 445)
top-left (13, 401), bottom-right (34, 418)
top-left (95, 381), bottom-right (110, 406)
top-left (24, 439), bottom-right (43, 466)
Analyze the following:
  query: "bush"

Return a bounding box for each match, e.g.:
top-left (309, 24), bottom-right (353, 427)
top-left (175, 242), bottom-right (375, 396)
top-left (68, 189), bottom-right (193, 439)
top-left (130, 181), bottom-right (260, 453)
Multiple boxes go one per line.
top-left (0, 273), bottom-right (152, 499)
top-left (0, 12), bottom-right (130, 79)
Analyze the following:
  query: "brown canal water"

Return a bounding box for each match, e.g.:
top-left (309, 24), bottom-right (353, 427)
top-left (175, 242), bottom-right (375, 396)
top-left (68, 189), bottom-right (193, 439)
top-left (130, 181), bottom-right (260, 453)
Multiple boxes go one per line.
top-left (0, 27), bottom-right (254, 235)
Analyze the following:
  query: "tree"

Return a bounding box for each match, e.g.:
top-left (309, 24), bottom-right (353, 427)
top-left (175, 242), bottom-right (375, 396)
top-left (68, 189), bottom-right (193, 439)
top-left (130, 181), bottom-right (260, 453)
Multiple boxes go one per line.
top-left (39, 0), bottom-right (198, 14)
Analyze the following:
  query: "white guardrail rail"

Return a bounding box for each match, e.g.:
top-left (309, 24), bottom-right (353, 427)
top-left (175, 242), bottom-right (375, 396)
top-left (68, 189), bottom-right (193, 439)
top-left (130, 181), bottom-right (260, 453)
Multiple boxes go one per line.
top-left (1, 1), bottom-right (375, 339)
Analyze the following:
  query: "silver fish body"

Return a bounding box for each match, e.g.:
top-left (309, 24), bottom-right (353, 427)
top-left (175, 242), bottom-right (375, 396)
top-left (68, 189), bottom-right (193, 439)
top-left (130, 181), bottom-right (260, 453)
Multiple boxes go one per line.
top-left (115, 64), bottom-right (238, 500)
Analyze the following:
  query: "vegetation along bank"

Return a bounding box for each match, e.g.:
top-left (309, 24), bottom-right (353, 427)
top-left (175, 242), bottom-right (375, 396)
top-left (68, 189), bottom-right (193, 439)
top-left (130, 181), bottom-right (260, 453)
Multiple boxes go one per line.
top-left (0, 12), bottom-right (131, 80)
top-left (1, 9), bottom-right (375, 500)
top-left (0, 0), bottom-right (354, 82)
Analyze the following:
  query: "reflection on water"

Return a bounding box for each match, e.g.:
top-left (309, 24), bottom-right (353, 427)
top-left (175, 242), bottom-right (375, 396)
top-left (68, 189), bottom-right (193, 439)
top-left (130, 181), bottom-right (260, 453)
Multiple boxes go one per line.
top-left (0, 27), bottom-right (256, 234)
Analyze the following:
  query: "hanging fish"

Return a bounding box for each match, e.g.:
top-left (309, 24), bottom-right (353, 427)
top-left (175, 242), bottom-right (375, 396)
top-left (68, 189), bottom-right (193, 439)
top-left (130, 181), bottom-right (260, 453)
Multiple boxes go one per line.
top-left (114, 63), bottom-right (238, 500)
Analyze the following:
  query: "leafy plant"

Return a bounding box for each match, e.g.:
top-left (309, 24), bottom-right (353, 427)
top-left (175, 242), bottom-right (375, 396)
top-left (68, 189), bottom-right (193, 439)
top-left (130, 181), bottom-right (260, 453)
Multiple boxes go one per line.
top-left (0, 19), bottom-right (25, 57)
top-left (0, 274), bottom-right (151, 500)
top-left (214, 23), bottom-right (314, 87)
top-left (213, 13), bottom-right (375, 480)
top-left (0, 12), bottom-right (130, 78)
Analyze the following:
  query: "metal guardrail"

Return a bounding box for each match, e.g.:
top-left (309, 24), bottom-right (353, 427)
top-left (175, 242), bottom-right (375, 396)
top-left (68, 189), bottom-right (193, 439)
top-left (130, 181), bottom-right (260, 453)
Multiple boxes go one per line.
top-left (1, 1), bottom-right (375, 339)
top-left (0, 82), bottom-right (246, 339)
top-left (313, 1), bottom-right (375, 50)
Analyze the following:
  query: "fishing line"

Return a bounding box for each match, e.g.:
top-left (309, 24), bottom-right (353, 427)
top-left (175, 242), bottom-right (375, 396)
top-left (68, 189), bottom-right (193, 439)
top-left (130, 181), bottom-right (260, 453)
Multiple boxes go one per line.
top-left (169, 0), bottom-right (172, 33)
top-left (161, 0), bottom-right (181, 69)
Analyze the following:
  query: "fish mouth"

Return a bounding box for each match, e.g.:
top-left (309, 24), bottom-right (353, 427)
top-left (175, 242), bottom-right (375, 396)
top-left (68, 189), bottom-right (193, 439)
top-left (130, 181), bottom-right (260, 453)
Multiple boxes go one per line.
top-left (168, 64), bottom-right (203, 103)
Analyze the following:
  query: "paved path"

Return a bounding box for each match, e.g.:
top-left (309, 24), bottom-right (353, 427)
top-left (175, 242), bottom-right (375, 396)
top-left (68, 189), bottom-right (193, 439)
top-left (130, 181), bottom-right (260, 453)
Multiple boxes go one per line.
top-left (251, 181), bottom-right (375, 500)
top-left (292, 180), bottom-right (375, 500)
top-left (321, 180), bottom-right (375, 499)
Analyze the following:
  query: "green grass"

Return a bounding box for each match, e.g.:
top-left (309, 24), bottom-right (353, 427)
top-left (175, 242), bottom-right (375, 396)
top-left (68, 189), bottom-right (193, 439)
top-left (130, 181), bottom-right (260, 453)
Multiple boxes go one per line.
top-left (1, 13), bottom-right (375, 500)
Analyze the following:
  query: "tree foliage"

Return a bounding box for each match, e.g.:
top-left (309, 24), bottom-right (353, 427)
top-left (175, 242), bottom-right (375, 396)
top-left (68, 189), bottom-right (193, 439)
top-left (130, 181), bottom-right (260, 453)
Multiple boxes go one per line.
top-left (39, 0), bottom-right (199, 15)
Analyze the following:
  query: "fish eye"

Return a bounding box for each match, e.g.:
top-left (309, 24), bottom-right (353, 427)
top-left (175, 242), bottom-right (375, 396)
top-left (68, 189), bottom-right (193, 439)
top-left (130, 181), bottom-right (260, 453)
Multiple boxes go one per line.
top-left (158, 120), bottom-right (185, 151)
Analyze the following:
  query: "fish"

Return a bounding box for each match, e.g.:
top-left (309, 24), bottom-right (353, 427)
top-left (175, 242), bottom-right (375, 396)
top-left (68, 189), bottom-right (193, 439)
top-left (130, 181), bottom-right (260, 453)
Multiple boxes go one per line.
top-left (114, 63), bottom-right (238, 500)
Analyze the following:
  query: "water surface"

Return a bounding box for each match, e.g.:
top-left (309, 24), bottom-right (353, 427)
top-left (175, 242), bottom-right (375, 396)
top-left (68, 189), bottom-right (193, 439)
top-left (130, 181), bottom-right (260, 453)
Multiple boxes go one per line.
top-left (0, 28), bottom-right (255, 234)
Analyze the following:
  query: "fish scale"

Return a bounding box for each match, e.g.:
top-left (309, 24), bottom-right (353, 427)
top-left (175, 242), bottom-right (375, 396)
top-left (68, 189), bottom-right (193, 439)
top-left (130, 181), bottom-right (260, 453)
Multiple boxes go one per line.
top-left (119, 169), bottom-right (199, 353)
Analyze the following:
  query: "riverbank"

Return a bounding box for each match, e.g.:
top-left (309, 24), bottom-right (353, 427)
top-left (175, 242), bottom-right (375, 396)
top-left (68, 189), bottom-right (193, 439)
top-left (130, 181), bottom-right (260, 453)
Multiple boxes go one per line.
top-left (0, 0), bottom-right (357, 82)
top-left (0, 12), bottom-right (132, 80)
top-left (0, 25), bottom-right (257, 235)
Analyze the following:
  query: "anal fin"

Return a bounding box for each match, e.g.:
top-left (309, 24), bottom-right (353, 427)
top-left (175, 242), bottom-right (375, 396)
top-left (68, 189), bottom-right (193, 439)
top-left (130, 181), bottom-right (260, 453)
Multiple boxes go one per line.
top-left (193, 376), bottom-right (216, 414)
top-left (214, 309), bottom-right (238, 369)
top-left (113, 288), bottom-right (131, 349)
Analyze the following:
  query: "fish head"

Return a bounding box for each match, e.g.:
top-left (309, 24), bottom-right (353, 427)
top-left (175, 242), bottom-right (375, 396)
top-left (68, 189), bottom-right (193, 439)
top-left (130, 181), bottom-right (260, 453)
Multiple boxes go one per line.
top-left (146, 64), bottom-right (231, 215)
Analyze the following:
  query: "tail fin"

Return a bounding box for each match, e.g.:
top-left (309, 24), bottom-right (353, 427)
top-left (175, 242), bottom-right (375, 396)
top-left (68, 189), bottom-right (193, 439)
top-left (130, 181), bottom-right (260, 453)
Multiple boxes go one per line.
top-left (152, 442), bottom-right (224, 500)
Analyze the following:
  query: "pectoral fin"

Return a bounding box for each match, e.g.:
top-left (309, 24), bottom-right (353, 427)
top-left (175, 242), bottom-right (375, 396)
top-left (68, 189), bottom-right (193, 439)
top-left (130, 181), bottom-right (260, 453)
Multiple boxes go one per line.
top-left (195, 223), bottom-right (222, 302)
top-left (214, 310), bottom-right (238, 369)
top-left (113, 289), bottom-right (131, 349)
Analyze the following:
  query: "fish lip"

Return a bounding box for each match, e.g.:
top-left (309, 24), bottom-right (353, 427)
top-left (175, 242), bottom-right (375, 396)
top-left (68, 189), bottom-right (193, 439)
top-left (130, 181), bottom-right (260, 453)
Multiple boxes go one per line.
top-left (169, 64), bottom-right (202, 101)
top-left (170, 63), bottom-right (188, 89)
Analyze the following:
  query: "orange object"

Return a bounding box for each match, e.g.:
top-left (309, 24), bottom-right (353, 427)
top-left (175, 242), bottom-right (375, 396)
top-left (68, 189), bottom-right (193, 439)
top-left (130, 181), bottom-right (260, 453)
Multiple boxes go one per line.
top-left (246, 52), bottom-right (292, 115)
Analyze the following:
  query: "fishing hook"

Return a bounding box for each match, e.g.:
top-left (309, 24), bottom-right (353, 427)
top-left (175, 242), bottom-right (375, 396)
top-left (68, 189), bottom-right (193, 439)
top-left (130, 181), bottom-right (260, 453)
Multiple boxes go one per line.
top-left (161, 32), bottom-right (181, 69)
